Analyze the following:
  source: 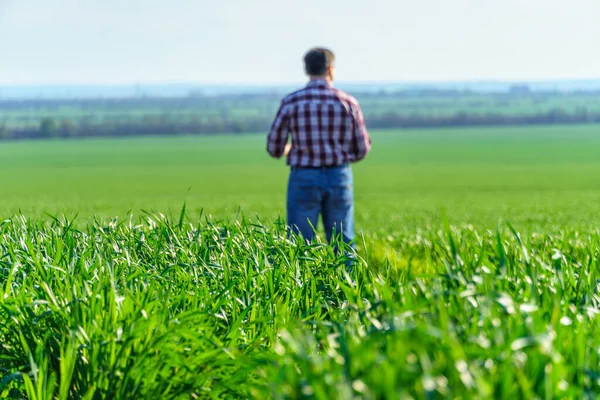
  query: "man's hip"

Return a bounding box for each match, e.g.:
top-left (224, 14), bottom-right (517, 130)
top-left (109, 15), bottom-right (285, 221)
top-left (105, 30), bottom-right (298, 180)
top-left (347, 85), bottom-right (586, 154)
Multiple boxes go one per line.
top-left (289, 163), bottom-right (352, 188)
top-left (286, 163), bottom-right (355, 245)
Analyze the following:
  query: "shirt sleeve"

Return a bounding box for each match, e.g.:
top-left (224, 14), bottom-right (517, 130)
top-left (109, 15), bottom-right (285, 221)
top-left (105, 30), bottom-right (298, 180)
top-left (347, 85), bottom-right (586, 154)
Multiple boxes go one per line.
top-left (266, 102), bottom-right (290, 158)
top-left (350, 101), bottom-right (372, 161)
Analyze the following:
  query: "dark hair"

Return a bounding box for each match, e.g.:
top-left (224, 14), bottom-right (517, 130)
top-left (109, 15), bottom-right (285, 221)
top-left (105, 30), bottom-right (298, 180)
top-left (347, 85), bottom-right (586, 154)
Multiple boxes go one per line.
top-left (303, 48), bottom-right (335, 76)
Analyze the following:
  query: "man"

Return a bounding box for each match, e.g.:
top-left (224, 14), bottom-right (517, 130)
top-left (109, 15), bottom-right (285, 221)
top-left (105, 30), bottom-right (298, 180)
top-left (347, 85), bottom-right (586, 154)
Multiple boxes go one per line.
top-left (267, 47), bottom-right (372, 251)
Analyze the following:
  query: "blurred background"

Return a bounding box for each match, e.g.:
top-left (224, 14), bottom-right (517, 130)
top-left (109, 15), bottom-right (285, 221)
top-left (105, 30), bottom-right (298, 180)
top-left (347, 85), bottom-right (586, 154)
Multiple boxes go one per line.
top-left (1, 0), bottom-right (599, 231)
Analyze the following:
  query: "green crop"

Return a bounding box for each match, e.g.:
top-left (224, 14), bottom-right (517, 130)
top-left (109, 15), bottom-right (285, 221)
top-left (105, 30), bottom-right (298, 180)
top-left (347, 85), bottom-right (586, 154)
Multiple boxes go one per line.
top-left (1, 213), bottom-right (599, 399)
top-left (2, 126), bottom-right (600, 233)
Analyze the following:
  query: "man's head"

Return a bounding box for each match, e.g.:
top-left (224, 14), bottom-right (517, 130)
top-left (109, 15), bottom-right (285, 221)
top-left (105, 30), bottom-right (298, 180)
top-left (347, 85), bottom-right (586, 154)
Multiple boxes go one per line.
top-left (303, 47), bottom-right (335, 81)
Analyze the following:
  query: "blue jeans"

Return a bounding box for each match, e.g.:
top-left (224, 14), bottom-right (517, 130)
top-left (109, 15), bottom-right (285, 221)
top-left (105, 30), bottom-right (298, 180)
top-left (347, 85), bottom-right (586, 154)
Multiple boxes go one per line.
top-left (287, 164), bottom-right (355, 248)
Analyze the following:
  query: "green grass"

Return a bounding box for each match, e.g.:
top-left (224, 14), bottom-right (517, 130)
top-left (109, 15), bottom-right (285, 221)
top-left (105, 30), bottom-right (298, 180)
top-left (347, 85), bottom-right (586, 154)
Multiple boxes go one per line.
top-left (2, 126), bottom-right (600, 398)
top-left (1, 126), bottom-right (600, 232)
top-left (1, 214), bottom-right (600, 398)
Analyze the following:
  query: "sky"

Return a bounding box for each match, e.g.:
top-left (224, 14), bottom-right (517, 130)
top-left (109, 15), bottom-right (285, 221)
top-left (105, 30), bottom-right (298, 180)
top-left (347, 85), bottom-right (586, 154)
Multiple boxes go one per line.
top-left (0, 0), bottom-right (599, 85)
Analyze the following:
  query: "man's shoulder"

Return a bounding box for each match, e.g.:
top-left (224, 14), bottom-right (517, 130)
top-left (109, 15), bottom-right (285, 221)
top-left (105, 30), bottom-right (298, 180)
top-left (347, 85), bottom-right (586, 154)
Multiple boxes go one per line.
top-left (330, 88), bottom-right (359, 106)
top-left (281, 87), bottom-right (308, 104)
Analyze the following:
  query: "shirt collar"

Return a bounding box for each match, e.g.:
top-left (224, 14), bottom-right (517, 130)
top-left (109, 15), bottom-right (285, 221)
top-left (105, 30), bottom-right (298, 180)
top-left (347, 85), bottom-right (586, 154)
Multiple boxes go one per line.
top-left (306, 79), bottom-right (333, 88)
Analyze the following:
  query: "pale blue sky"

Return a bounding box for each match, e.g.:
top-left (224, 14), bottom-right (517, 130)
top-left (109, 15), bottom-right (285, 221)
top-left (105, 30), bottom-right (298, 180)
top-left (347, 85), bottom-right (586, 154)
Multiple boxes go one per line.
top-left (0, 0), bottom-right (598, 85)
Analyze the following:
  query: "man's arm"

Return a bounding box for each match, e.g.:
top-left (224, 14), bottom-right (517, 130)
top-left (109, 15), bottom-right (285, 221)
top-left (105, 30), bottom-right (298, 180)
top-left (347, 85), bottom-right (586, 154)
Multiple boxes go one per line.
top-left (266, 102), bottom-right (290, 158)
top-left (350, 101), bottom-right (372, 161)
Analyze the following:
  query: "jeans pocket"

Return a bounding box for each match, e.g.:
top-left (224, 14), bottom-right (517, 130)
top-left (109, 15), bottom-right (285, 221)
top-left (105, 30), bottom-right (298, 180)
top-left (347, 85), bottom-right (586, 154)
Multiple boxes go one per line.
top-left (331, 185), bottom-right (353, 209)
top-left (288, 170), bottom-right (321, 210)
top-left (290, 185), bottom-right (321, 210)
top-left (331, 166), bottom-right (353, 186)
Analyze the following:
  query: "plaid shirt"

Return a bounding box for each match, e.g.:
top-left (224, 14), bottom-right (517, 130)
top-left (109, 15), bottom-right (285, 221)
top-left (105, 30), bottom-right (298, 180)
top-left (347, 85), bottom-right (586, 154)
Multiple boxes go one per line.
top-left (267, 80), bottom-right (372, 167)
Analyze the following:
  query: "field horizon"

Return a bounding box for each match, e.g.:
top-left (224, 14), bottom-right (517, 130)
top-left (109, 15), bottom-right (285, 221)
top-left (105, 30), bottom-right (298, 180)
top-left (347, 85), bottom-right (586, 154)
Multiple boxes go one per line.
top-left (1, 125), bottom-right (600, 232)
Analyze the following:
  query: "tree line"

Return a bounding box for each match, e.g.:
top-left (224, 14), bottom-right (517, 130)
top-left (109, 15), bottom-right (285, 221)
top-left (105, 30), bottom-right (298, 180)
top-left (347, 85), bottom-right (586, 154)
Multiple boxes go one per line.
top-left (1, 93), bottom-right (600, 141)
top-left (2, 109), bottom-right (600, 141)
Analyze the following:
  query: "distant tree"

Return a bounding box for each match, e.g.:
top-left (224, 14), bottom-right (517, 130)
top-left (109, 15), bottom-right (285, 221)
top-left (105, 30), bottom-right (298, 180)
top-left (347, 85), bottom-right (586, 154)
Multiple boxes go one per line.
top-left (547, 107), bottom-right (569, 123)
top-left (574, 106), bottom-right (589, 122)
top-left (0, 124), bottom-right (8, 140)
top-left (39, 117), bottom-right (58, 137)
top-left (78, 116), bottom-right (94, 137)
top-left (60, 119), bottom-right (77, 137)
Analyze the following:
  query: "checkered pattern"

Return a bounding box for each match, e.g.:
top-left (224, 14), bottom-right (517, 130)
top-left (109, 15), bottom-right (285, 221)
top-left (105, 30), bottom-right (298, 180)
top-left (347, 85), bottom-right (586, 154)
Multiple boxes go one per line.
top-left (267, 80), bottom-right (372, 167)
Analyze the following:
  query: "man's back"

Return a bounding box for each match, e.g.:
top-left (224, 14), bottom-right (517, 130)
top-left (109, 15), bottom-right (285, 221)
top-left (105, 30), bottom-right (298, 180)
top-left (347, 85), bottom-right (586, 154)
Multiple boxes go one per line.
top-left (267, 80), bottom-right (371, 167)
top-left (266, 47), bottom-right (371, 253)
